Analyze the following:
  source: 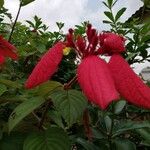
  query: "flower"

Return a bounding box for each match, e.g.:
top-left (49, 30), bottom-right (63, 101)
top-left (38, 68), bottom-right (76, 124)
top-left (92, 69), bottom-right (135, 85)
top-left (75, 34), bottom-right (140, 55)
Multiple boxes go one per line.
top-left (25, 42), bottom-right (65, 89)
top-left (99, 32), bottom-right (125, 54)
top-left (78, 55), bottom-right (119, 109)
top-left (99, 32), bottom-right (150, 109)
top-left (0, 36), bottom-right (18, 64)
top-left (66, 25), bottom-right (119, 109)
top-left (108, 54), bottom-right (150, 109)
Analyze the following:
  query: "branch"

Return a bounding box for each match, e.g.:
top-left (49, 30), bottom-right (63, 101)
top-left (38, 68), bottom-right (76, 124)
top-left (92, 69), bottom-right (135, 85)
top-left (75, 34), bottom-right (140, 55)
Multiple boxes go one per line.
top-left (38, 100), bottom-right (52, 129)
top-left (8, 0), bottom-right (23, 42)
top-left (64, 75), bottom-right (77, 90)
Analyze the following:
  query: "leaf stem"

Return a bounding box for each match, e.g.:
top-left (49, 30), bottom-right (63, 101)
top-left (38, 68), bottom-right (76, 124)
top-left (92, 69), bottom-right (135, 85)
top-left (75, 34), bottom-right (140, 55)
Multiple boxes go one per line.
top-left (108, 117), bottom-right (114, 150)
top-left (8, 0), bottom-right (23, 42)
top-left (64, 75), bottom-right (77, 90)
top-left (38, 100), bottom-right (52, 129)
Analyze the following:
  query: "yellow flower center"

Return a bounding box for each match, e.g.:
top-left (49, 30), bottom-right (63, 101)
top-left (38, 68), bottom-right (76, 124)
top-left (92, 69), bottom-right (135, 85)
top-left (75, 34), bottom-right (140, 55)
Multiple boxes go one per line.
top-left (63, 47), bottom-right (71, 56)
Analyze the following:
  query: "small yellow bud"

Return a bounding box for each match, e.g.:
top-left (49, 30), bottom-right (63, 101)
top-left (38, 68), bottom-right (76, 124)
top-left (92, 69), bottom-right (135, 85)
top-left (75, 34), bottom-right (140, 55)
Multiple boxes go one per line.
top-left (63, 47), bottom-right (71, 56)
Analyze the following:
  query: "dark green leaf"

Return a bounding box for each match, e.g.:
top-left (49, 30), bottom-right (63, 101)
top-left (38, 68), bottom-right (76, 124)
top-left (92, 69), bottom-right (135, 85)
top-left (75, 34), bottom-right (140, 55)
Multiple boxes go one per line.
top-left (28, 81), bottom-right (62, 96)
top-left (107, 0), bottom-right (113, 8)
top-left (48, 110), bottom-right (64, 128)
top-left (23, 127), bottom-right (71, 150)
top-left (104, 115), bottom-right (112, 133)
top-left (50, 89), bottom-right (87, 126)
top-left (102, 1), bottom-right (109, 8)
top-left (21, 0), bottom-right (35, 6)
top-left (114, 100), bottom-right (126, 114)
top-left (113, 121), bottom-right (150, 137)
top-left (76, 138), bottom-right (99, 150)
top-left (92, 128), bottom-right (106, 139)
top-left (0, 132), bottom-right (26, 150)
top-left (104, 11), bottom-right (114, 22)
top-left (0, 0), bottom-right (4, 8)
top-left (8, 97), bottom-right (45, 132)
top-left (112, 139), bottom-right (136, 150)
top-left (103, 20), bottom-right (112, 24)
top-left (136, 128), bottom-right (150, 144)
top-left (0, 79), bottom-right (22, 89)
top-left (0, 84), bottom-right (7, 96)
top-left (115, 8), bottom-right (126, 22)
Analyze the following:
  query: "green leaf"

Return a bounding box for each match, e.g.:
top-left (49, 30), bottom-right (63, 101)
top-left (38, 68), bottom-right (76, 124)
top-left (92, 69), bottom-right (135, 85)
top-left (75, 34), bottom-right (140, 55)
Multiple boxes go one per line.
top-left (29, 81), bottom-right (62, 96)
top-left (104, 11), bottom-right (114, 22)
top-left (114, 100), bottom-right (126, 114)
top-left (21, 0), bottom-right (35, 6)
top-left (107, 0), bottom-right (113, 8)
top-left (112, 139), bottom-right (136, 150)
top-left (92, 128), bottom-right (106, 140)
top-left (0, 84), bottom-right (7, 96)
top-left (50, 89), bottom-right (87, 126)
top-left (0, 0), bottom-right (4, 8)
top-left (102, 1), bottom-right (109, 8)
top-left (0, 79), bottom-right (22, 89)
top-left (113, 121), bottom-right (150, 137)
top-left (8, 97), bottom-right (45, 132)
top-left (0, 132), bottom-right (26, 150)
top-left (48, 110), bottom-right (64, 128)
top-left (36, 42), bottom-right (46, 53)
top-left (23, 127), bottom-right (71, 150)
top-left (76, 138), bottom-right (99, 150)
top-left (104, 115), bottom-right (112, 133)
top-left (136, 128), bottom-right (150, 144)
top-left (115, 8), bottom-right (126, 22)
top-left (103, 20), bottom-right (112, 24)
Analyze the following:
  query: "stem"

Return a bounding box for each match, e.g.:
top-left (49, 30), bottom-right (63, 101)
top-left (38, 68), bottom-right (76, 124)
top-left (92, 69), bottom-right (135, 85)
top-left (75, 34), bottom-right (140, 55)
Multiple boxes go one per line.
top-left (32, 112), bottom-right (47, 130)
top-left (38, 100), bottom-right (52, 129)
top-left (8, 0), bottom-right (23, 42)
top-left (83, 109), bottom-right (92, 141)
top-left (64, 75), bottom-right (77, 90)
top-left (108, 118), bottom-right (114, 150)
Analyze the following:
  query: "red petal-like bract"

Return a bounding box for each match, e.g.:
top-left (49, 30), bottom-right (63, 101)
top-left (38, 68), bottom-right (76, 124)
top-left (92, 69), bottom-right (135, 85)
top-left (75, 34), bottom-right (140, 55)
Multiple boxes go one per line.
top-left (108, 54), bottom-right (150, 109)
top-left (0, 36), bottom-right (18, 60)
top-left (77, 55), bottom-right (119, 109)
top-left (0, 54), bottom-right (5, 64)
top-left (99, 33), bottom-right (125, 54)
top-left (25, 42), bottom-right (64, 89)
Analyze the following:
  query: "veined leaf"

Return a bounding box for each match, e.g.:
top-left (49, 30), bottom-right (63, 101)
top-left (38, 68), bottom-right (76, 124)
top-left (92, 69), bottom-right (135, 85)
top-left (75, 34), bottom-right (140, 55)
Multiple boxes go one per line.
top-left (8, 97), bottom-right (45, 132)
top-left (50, 89), bottom-right (87, 126)
top-left (136, 128), bottom-right (150, 144)
top-left (28, 81), bottom-right (62, 96)
top-left (0, 84), bottom-right (7, 96)
top-left (0, 132), bottom-right (26, 150)
top-left (23, 127), bottom-right (71, 150)
top-left (112, 139), bottom-right (136, 150)
top-left (0, 79), bottom-right (22, 89)
top-left (112, 121), bottom-right (150, 137)
top-left (76, 138), bottom-right (99, 150)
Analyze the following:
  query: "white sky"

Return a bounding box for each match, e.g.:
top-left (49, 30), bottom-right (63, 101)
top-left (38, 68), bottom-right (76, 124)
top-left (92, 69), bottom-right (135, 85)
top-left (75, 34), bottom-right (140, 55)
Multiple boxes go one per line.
top-left (4, 0), bottom-right (150, 73)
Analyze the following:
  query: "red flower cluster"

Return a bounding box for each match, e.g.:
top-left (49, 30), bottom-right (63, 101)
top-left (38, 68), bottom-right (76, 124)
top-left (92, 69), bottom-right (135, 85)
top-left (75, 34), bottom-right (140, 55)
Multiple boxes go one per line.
top-left (25, 25), bottom-right (150, 110)
top-left (0, 36), bottom-right (18, 64)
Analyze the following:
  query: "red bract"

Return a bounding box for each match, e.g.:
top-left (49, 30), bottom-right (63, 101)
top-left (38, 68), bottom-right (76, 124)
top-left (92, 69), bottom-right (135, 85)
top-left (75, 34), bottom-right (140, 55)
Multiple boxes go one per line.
top-left (0, 55), bottom-right (5, 64)
top-left (108, 54), bottom-right (150, 109)
top-left (99, 32), bottom-right (125, 54)
top-left (77, 55), bottom-right (119, 109)
top-left (66, 25), bottom-right (102, 58)
top-left (25, 42), bottom-right (65, 89)
top-left (0, 36), bottom-right (18, 64)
